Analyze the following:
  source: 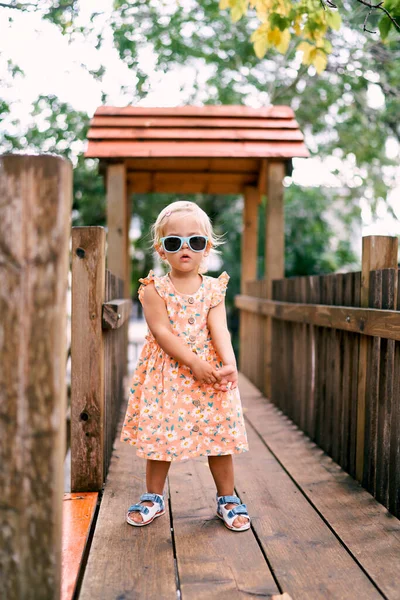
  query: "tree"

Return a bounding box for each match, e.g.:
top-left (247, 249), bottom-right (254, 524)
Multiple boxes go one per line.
top-left (220, 0), bottom-right (399, 73)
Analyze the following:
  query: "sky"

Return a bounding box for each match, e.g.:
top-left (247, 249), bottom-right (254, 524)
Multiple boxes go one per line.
top-left (0, 0), bottom-right (399, 255)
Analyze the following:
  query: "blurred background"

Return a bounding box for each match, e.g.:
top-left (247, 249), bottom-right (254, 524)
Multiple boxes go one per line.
top-left (1, 0), bottom-right (399, 357)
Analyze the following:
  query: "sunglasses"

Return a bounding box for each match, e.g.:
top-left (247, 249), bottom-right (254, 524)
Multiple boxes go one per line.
top-left (160, 235), bottom-right (209, 253)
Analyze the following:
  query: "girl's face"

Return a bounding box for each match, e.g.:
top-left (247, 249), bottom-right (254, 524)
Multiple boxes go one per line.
top-left (156, 211), bottom-right (211, 274)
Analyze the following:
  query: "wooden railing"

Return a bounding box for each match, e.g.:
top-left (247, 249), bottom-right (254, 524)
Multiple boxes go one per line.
top-left (236, 235), bottom-right (400, 518)
top-left (71, 227), bottom-right (131, 492)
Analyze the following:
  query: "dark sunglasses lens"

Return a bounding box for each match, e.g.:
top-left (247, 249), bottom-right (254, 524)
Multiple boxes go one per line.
top-left (189, 236), bottom-right (207, 251)
top-left (164, 237), bottom-right (181, 252)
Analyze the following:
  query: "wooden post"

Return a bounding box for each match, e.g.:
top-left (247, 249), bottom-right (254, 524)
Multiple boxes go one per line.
top-left (264, 160), bottom-right (285, 398)
top-left (107, 163), bottom-right (130, 378)
top-left (356, 235), bottom-right (398, 482)
top-left (106, 163), bottom-right (128, 296)
top-left (0, 154), bottom-right (72, 598)
top-left (239, 187), bottom-right (259, 372)
top-left (71, 227), bottom-right (106, 492)
top-left (241, 186), bottom-right (259, 293)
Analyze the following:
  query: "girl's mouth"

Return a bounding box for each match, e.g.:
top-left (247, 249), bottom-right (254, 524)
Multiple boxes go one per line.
top-left (180, 255), bottom-right (191, 261)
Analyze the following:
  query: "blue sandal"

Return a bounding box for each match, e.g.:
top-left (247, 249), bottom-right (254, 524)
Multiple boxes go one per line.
top-left (126, 492), bottom-right (165, 527)
top-left (216, 494), bottom-right (251, 532)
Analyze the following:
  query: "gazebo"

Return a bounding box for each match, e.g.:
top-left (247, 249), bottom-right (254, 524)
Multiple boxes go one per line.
top-left (85, 105), bottom-right (308, 296)
top-left (85, 105), bottom-right (308, 393)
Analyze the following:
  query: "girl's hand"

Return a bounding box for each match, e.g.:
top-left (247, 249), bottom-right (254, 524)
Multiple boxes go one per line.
top-left (213, 364), bottom-right (238, 391)
top-left (190, 358), bottom-right (222, 385)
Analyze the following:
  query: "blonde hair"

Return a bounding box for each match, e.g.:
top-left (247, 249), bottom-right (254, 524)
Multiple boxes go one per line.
top-left (150, 201), bottom-right (226, 274)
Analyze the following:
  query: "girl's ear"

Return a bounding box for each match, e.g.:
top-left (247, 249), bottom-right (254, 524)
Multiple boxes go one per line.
top-left (155, 243), bottom-right (166, 260)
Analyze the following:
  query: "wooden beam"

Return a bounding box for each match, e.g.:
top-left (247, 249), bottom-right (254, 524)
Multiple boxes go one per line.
top-left (125, 157), bottom-right (260, 173)
top-left (71, 227), bottom-right (106, 492)
top-left (264, 160), bottom-right (286, 398)
top-left (239, 186), bottom-right (259, 375)
top-left (234, 295), bottom-right (400, 340)
top-left (106, 163), bottom-right (129, 296)
top-left (356, 236), bottom-right (398, 482)
top-left (88, 127), bottom-right (304, 142)
top-left (241, 187), bottom-right (259, 293)
top-left (0, 154), bottom-right (72, 598)
top-left (127, 171), bottom-right (257, 194)
top-left (102, 299), bottom-right (132, 329)
top-left (61, 493), bottom-right (98, 600)
top-left (265, 161), bottom-right (285, 294)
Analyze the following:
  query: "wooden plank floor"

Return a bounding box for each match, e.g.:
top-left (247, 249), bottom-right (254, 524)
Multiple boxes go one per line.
top-left (78, 374), bottom-right (400, 600)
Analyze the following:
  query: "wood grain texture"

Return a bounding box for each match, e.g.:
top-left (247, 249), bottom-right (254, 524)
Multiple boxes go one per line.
top-left (236, 419), bottom-right (381, 599)
top-left (102, 298), bottom-right (132, 329)
top-left (87, 140), bottom-right (309, 159)
top-left (71, 227), bottom-right (106, 492)
top-left (0, 154), bottom-right (72, 599)
top-left (127, 170), bottom-right (258, 194)
top-left (62, 493), bottom-right (98, 600)
top-left (234, 294), bottom-right (400, 339)
top-left (93, 104), bottom-right (296, 118)
top-left (89, 127), bottom-right (304, 141)
top-left (241, 187), bottom-right (259, 294)
top-left (169, 458), bottom-right (279, 599)
top-left (239, 373), bottom-right (400, 600)
top-left (356, 236), bottom-right (398, 482)
top-left (92, 117), bottom-right (300, 129)
top-left (106, 163), bottom-right (129, 296)
top-left (78, 407), bottom-right (176, 600)
top-left (389, 269), bottom-right (400, 515)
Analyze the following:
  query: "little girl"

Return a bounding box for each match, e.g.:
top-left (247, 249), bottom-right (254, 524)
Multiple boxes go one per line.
top-left (120, 200), bottom-right (250, 531)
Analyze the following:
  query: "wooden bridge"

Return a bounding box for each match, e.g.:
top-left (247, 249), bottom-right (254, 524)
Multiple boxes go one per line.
top-left (71, 375), bottom-right (400, 599)
top-left (2, 107), bottom-right (400, 600)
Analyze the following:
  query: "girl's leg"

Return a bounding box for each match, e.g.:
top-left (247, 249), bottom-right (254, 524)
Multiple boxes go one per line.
top-left (128, 458), bottom-right (171, 523)
top-left (208, 455), bottom-right (248, 528)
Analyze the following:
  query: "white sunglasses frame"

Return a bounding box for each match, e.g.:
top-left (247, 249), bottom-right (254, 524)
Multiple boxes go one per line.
top-left (160, 235), bottom-right (209, 253)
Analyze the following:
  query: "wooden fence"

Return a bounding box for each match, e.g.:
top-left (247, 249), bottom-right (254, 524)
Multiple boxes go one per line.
top-left (0, 154), bottom-right (72, 599)
top-left (236, 235), bottom-right (400, 518)
top-left (71, 227), bottom-right (131, 492)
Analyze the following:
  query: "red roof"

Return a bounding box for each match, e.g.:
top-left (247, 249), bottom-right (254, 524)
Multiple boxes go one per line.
top-left (85, 105), bottom-right (308, 160)
top-left (85, 106), bottom-right (308, 194)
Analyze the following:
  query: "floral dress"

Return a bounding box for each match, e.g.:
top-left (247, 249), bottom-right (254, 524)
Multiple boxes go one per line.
top-left (120, 269), bottom-right (249, 462)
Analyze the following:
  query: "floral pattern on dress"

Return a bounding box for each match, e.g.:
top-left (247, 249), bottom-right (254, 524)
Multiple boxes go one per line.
top-left (120, 269), bottom-right (249, 461)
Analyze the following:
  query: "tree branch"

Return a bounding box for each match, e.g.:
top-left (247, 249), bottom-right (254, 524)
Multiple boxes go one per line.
top-left (321, 0), bottom-right (400, 32)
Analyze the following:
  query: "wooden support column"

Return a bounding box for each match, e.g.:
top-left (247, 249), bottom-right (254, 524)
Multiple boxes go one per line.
top-left (264, 160), bottom-right (285, 398)
top-left (239, 186), bottom-right (259, 373)
top-left (241, 186), bottom-right (259, 293)
top-left (71, 227), bottom-right (106, 492)
top-left (356, 235), bottom-right (398, 482)
top-left (107, 163), bottom-right (130, 378)
top-left (106, 163), bottom-right (128, 296)
top-left (0, 155), bottom-right (72, 598)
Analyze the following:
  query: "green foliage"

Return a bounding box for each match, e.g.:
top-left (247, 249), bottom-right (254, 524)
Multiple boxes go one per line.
top-left (220, 0), bottom-right (399, 73)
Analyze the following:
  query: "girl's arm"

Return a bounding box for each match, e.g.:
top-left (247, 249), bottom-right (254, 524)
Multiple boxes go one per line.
top-left (207, 298), bottom-right (236, 368)
top-left (142, 283), bottom-right (221, 385)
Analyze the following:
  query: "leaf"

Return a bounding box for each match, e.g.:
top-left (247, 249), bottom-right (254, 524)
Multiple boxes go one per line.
top-left (276, 28), bottom-right (291, 53)
top-left (231, 0), bottom-right (248, 22)
top-left (253, 37), bottom-right (269, 57)
top-left (219, 0), bottom-right (231, 8)
top-left (313, 49), bottom-right (328, 74)
top-left (297, 40), bottom-right (313, 64)
top-left (326, 9), bottom-right (342, 30)
top-left (378, 14), bottom-right (392, 38)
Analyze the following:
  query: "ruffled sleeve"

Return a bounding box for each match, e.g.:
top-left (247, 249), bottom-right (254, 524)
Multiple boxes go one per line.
top-left (138, 269), bottom-right (165, 305)
top-left (210, 271), bottom-right (230, 308)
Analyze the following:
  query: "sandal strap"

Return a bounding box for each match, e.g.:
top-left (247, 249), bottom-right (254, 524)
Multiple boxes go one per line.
top-left (216, 494), bottom-right (241, 505)
top-left (127, 503), bottom-right (150, 515)
top-left (140, 492), bottom-right (164, 508)
top-left (227, 504), bottom-right (248, 519)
